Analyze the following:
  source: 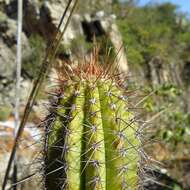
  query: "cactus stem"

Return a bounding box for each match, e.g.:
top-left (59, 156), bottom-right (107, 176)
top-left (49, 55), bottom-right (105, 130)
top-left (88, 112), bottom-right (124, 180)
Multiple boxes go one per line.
top-left (43, 58), bottom-right (143, 189)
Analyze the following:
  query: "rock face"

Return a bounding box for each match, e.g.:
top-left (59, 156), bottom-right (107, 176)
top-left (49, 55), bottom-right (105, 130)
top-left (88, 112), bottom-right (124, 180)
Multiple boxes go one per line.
top-left (0, 12), bottom-right (30, 71)
top-left (81, 13), bottom-right (129, 77)
top-left (17, 0), bottom-right (83, 45)
top-left (0, 12), bottom-right (16, 79)
top-left (0, 39), bottom-right (15, 79)
top-left (0, 0), bottom-right (129, 106)
top-left (0, 11), bottom-right (31, 106)
top-left (108, 22), bottom-right (129, 75)
top-left (0, 119), bottom-right (42, 189)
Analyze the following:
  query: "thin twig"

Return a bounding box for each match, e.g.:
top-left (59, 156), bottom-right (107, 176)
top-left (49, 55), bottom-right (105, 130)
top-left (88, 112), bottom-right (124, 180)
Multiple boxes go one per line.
top-left (13, 0), bottom-right (23, 189)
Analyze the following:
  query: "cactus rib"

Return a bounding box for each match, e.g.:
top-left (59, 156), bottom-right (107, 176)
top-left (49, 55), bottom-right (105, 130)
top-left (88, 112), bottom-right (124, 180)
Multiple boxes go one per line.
top-left (44, 65), bottom-right (140, 190)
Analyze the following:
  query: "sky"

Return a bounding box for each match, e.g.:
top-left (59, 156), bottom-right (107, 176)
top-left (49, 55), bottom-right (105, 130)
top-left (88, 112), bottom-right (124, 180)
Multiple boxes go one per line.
top-left (138, 0), bottom-right (190, 14)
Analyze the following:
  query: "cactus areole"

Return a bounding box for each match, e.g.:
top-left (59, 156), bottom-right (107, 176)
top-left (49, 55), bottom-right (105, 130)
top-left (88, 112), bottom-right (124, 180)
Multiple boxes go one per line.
top-left (44, 61), bottom-right (140, 190)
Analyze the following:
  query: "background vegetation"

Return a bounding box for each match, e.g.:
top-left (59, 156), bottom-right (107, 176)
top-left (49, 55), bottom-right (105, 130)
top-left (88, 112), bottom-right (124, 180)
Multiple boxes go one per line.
top-left (113, 2), bottom-right (190, 189)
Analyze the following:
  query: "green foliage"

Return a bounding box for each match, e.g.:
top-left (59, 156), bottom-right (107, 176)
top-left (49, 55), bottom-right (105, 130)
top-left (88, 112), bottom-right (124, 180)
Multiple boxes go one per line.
top-left (173, 184), bottom-right (183, 190)
top-left (142, 83), bottom-right (190, 146)
top-left (56, 43), bottom-right (69, 55)
top-left (0, 105), bottom-right (12, 121)
top-left (77, 0), bottom-right (112, 14)
top-left (22, 34), bottom-right (46, 79)
top-left (121, 0), bottom-right (190, 155)
top-left (161, 111), bottom-right (190, 144)
top-left (68, 1), bottom-right (190, 188)
top-left (0, 11), bottom-right (7, 22)
top-left (155, 84), bottom-right (182, 100)
top-left (97, 36), bottom-right (116, 63)
top-left (116, 2), bottom-right (190, 65)
top-left (70, 35), bottom-right (93, 54)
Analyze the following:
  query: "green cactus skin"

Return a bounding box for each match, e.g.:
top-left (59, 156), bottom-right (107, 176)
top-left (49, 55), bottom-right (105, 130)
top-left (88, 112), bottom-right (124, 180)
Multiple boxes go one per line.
top-left (44, 77), bottom-right (140, 190)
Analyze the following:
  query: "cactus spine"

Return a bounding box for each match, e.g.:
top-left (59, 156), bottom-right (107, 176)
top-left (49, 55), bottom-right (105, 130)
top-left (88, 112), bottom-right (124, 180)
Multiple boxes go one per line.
top-left (44, 63), bottom-right (140, 190)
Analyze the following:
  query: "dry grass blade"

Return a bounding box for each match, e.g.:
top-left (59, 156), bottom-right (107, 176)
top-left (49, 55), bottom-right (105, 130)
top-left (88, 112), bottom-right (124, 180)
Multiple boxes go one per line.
top-left (2, 0), bottom-right (78, 189)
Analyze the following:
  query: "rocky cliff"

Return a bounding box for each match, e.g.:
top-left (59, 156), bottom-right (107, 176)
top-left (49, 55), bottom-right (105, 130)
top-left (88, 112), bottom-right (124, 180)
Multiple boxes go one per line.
top-left (0, 0), bottom-right (128, 106)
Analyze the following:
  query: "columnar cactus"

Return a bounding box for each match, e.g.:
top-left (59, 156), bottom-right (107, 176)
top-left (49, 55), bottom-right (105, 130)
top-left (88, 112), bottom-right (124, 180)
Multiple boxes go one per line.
top-left (43, 60), bottom-right (141, 190)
